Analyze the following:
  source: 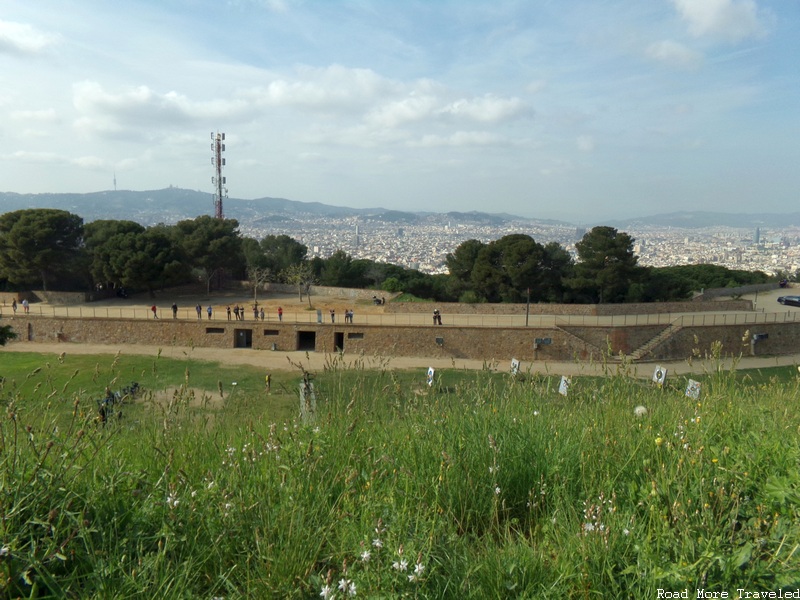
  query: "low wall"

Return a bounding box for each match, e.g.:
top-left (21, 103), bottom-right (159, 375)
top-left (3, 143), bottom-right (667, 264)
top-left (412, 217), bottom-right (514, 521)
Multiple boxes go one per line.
top-left (265, 282), bottom-right (401, 303)
top-left (32, 290), bottom-right (90, 305)
top-left (7, 314), bottom-right (800, 364)
top-left (697, 283), bottom-right (786, 300)
top-left (384, 300), bottom-right (752, 316)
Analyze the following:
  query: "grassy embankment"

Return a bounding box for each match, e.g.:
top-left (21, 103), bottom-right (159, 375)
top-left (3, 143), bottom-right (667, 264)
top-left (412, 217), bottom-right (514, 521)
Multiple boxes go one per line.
top-left (1, 349), bottom-right (799, 598)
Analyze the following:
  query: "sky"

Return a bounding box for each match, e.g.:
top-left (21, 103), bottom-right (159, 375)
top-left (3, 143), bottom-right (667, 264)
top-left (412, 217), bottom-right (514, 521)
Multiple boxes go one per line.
top-left (1, 0), bottom-right (798, 223)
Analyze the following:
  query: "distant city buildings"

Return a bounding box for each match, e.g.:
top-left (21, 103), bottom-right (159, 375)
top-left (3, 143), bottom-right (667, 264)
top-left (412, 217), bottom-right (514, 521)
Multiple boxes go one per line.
top-left (236, 216), bottom-right (800, 277)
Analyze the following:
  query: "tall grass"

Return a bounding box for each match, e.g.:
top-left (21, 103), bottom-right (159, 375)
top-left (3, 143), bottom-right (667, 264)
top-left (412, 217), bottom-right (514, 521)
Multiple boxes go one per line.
top-left (1, 351), bottom-right (799, 598)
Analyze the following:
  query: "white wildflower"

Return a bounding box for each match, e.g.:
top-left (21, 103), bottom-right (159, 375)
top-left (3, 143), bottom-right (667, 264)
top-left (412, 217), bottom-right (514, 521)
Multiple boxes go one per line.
top-left (392, 559), bottom-right (408, 572)
top-left (372, 538), bottom-right (383, 549)
top-left (360, 550), bottom-right (371, 563)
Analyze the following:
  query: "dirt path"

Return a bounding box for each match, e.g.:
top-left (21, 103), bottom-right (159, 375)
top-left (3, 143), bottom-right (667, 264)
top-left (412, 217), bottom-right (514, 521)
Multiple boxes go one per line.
top-left (5, 340), bottom-right (798, 379)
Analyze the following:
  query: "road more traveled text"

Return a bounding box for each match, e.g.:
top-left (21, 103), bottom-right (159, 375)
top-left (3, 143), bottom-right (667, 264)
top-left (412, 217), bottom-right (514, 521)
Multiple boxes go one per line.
top-left (658, 590), bottom-right (800, 599)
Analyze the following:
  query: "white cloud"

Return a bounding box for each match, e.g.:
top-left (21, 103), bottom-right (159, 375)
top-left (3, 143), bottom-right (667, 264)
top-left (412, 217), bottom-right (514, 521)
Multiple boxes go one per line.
top-left (412, 131), bottom-right (507, 148)
top-left (9, 150), bottom-right (60, 163)
top-left (71, 155), bottom-right (107, 169)
top-left (11, 108), bottom-right (59, 122)
top-left (7, 149), bottom-right (107, 170)
top-left (439, 95), bottom-right (533, 123)
top-left (251, 65), bottom-right (396, 111)
top-left (671, 0), bottom-right (771, 42)
top-left (365, 95), bottom-right (439, 128)
top-left (646, 40), bottom-right (703, 69)
top-left (71, 81), bottom-right (251, 134)
top-left (263, 0), bottom-right (290, 13)
top-left (0, 20), bottom-right (59, 55)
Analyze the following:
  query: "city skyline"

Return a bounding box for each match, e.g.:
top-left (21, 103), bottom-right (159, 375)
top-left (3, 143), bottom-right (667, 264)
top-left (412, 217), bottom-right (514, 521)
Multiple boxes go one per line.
top-left (1, 0), bottom-right (798, 223)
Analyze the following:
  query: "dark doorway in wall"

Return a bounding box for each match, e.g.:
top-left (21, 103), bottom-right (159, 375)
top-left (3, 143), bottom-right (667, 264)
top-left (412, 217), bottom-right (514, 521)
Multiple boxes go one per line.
top-left (297, 330), bottom-right (316, 351)
top-left (235, 329), bottom-right (252, 348)
top-left (334, 332), bottom-right (344, 352)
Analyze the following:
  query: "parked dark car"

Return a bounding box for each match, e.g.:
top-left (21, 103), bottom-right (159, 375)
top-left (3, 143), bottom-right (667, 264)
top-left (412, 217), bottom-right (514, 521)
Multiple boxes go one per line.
top-left (777, 296), bottom-right (800, 307)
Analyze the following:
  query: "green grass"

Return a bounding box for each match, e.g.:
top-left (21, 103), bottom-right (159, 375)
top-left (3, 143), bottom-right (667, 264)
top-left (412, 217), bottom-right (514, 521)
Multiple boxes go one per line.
top-left (391, 293), bottom-right (433, 303)
top-left (1, 350), bottom-right (799, 598)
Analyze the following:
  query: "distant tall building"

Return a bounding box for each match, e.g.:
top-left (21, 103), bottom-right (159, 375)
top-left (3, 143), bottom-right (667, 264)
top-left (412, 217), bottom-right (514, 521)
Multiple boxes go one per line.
top-left (354, 225), bottom-right (360, 249)
top-left (754, 227), bottom-right (761, 244)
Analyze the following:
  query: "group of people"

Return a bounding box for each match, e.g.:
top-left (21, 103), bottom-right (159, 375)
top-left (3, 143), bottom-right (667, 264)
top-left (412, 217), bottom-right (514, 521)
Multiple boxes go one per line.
top-left (187, 304), bottom-right (213, 319)
top-left (10, 299), bottom-right (29, 314)
top-left (149, 303), bottom-right (286, 321)
top-left (329, 308), bottom-right (355, 323)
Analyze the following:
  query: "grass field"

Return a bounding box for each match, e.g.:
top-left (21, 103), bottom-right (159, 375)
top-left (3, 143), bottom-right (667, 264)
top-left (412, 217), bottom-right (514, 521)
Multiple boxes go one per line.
top-left (1, 350), bottom-right (799, 598)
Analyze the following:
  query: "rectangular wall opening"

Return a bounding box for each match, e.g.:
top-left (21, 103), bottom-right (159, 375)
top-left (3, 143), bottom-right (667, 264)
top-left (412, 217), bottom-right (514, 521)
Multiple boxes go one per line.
top-left (297, 330), bottom-right (316, 351)
top-left (234, 329), bottom-right (253, 348)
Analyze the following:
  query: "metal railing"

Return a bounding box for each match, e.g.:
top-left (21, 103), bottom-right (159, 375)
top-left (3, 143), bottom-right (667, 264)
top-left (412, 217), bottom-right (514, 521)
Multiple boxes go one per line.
top-left (5, 305), bottom-right (800, 328)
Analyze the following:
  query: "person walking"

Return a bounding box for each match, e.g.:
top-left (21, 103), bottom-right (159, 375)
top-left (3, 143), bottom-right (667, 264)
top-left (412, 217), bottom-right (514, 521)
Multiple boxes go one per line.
top-left (206, 305), bottom-right (213, 320)
top-left (195, 304), bottom-right (202, 320)
top-left (151, 305), bottom-right (158, 319)
top-left (226, 305), bottom-right (232, 321)
top-left (330, 308), bottom-right (335, 323)
top-left (278, 306), bottom-right (283, 322)
top-left (11, 299), bottom-right (17, 314)
top-left (172, 303), bottom-right (178, 319)
top-left (233, 305), bottom-right (240, 320)
top-left (260, 307), bottom-right (265, 321)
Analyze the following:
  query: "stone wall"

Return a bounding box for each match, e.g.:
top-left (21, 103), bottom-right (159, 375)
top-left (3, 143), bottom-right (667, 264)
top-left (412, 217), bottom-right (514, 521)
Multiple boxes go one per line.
top-left (8, 314), bottom-right (800, 363)
top-left (32, 290), bottom-right (90, 305)
top-left (265, 283), bottom-right (401, 302)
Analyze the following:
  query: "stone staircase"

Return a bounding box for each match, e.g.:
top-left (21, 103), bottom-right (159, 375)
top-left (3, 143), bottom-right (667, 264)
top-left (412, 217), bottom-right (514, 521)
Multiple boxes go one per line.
top-left (628, 322), bottom-right (683, 361)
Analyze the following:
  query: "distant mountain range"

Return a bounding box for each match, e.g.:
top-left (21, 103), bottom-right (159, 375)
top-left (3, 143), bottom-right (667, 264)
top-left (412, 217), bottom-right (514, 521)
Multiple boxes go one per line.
top-left (1, 188), bottom-right (799, 230)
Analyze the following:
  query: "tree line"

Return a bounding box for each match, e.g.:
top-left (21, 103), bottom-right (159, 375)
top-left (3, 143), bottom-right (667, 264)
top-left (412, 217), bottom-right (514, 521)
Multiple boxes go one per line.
top-left (0, 208), bottom-right (775, 303)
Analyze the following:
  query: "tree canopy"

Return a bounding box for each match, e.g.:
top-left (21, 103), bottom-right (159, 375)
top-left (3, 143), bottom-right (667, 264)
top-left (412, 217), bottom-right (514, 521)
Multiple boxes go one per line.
top-left (568, 226), bottom-right (642, 303)
top-left (174, 217), bottom-right (244, 293)
top-left (0, 209), bottom-right (84, 290)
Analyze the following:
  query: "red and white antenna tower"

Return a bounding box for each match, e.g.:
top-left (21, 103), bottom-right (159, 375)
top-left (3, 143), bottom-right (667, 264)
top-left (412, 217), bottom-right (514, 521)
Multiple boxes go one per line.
top-left (211, 131), bottom-right (227, 219)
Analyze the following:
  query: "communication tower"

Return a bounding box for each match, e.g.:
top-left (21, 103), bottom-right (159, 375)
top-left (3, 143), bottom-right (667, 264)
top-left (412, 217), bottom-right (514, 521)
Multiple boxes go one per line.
top-left (211, 132), bottom-right (227, 219)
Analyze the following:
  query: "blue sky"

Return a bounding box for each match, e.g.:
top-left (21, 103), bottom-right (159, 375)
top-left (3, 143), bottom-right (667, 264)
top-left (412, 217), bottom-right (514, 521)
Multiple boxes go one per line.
top-left (1, 0), bottom-right (797, 222)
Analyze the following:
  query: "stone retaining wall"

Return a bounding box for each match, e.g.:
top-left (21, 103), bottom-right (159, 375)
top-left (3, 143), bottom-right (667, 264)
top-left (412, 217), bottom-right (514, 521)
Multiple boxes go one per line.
top-left (7, 314), bottom-right (799, 363)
